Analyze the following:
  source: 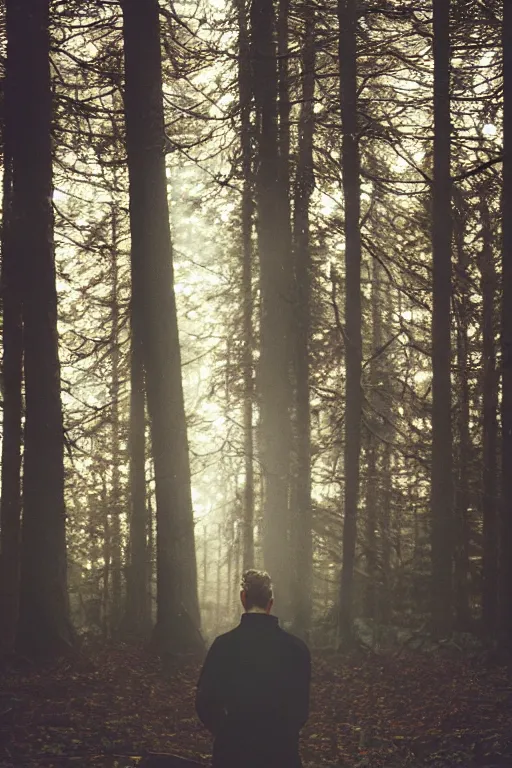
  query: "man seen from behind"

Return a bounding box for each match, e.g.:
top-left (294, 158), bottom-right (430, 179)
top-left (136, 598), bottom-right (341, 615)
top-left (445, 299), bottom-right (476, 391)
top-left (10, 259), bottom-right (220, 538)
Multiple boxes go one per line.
top-left (195, 570), bottom-right (311, 768)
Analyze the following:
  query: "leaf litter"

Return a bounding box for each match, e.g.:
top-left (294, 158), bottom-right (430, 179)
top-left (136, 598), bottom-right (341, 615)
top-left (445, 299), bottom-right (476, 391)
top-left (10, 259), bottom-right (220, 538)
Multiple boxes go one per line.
top-left (0, 645), bottom-right (511, 767)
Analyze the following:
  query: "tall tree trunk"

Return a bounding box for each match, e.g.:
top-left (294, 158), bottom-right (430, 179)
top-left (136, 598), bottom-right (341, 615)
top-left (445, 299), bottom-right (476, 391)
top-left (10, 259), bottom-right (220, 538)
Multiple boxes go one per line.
top-left (337, 0), bottom-right (363, 645)
top-left (431, 0), bottom-right (453, 637)
top-left (8, 0), bottom-right (73, 658)
top-left (479, 191), bottom-right (498, 635)
top-left (0, 122), bottom-right (23, 656)
top-left (236, 0), bottom-right (255, 571)
top-left (109, 207), bottom-right (122, 632)
top-left (500, 0), bottom-right (512, 647)
top-left (122, 0), bottom-right (201, 651)
top-left (291, 8), bottom-right (315, 637)
top-left (251, 0), bottom-right (292, 610)
top-left (277, 0), bottom-right (294, 618)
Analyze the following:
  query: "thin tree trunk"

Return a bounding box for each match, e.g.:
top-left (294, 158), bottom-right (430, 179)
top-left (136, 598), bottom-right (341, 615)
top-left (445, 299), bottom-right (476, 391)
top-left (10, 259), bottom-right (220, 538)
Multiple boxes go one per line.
top-left (500, 0), bottom-right (512, 646)
top-left (277, 0), bottom-right (294, 618)
top-left (147, 489), bottom-right (155, 624)
top-left (380, 442), bottom-right (392, 624)
top-left (0, 123), bottom-right (23, 656)
top-left (102, 475), bottom-right (110, 639)
top-left (202, 525), bottom-right (208, 607)
top-left (227, 521), bottom-right (233, 617)
top-left (110, 206), bottom-right (122, 632)
top-left (236, 0), bottom-right (255, 571)
top-left (453, 199), bottom-right (471, 629)
top-left (126, 300), bottom-right (148, 636)
top-left (122, 0), bottom-right (201, 651)
top-left (291, 7), bottom-right (315, 637)
top-left (363, 259), bottom-right (383, 621)
top-left (379, 281), bottom-right (394, 625)
top-left (431, 0), bottom-right (453, 637)
top-left (479, 191), bottom-right (498, 635)
top-left (8, 0), bottom-right (74, 658)
top-left (216, 524), bottom-right (222, 633)
top-left (337, 0), bottom-right (363, 645)
top-left (251, 0), bottom-right (292, 611)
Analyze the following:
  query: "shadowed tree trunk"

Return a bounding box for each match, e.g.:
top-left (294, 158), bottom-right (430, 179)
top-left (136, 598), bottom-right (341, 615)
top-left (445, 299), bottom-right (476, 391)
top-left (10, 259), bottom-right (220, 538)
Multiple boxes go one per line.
top-left (453, 197), bottom-right (471, 629)
top-left (0, 113), bottom-right (23, 656)
top-left (291, 7), bottom-right (315, 638)
top-left (379, 281), bottom-right (394, 625)
top-left (122, 0), bottom-right (201, 651)
top-left (102, 475), bottom-right (111, 638)
top-left (337, 0), bottom-right (363, 645)
top-left (251, 0), bottom-right (293, 611)
top-left (126, 288), bottom-right (149, 637)
top-left (363, 258), bottom-right (383, 621)
top-left (501, 0), bottom-right (512, 647)
top-left (276, 0), bottom-right (294, 620)
top-left (109, 206), bottom-right (122, 633)
top-left (236, 0), bottom-right (255, 570)
top-left (431, 0), bottom-right (453, 638)
top-left (7, 0), bottom-right (74, 658)
top-left (479, 190), bottom-right (498, 635)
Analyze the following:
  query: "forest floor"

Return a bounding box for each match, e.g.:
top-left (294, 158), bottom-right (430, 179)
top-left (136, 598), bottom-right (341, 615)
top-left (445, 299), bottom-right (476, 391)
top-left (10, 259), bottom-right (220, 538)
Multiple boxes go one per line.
top-left (0, 644), bottom-right (511, 767)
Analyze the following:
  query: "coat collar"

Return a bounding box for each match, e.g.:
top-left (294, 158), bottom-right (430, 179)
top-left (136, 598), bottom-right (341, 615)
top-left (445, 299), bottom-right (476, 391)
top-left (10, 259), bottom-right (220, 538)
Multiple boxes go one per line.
top-left (240, 612), bottom-right (279, 628)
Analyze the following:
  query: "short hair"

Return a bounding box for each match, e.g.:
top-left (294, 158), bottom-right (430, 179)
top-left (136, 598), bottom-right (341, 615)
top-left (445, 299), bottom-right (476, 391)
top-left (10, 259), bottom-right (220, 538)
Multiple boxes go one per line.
top-left (241, 569), bottom-right (273, 610)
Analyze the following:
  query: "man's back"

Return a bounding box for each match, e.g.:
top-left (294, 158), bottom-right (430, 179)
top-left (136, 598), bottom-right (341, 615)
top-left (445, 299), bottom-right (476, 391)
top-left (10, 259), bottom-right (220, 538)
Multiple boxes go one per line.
top-left (196, 613), bottom-right (311, 768)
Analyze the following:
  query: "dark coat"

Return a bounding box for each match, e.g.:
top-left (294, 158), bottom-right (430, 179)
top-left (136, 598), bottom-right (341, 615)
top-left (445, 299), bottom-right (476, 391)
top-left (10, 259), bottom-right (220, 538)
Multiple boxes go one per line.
top-left (196, 613), bottom-right (311, 768)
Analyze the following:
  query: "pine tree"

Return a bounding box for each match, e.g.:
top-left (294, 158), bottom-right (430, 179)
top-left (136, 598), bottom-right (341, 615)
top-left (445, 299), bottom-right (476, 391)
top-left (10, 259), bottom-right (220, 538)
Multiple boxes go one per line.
top-left (7, 0), bottom-right (74, 657)
top-left (121, 0), bottom-right (201, 651)
top-left (431, 0), bottom-right (454, 637)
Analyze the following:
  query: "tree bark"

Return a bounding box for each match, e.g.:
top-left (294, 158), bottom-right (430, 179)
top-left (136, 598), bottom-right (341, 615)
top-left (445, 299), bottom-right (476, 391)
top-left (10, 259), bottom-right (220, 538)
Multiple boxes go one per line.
top-left (453, 199), bottom-right (471, 629)
top-left (7, 0), bottom-right (74, 658)
top-left (479, 190), bottom-right (498, 635)
top-left (251, 0), bottom-right (292, 610)
top-left (291, 7), bottom-right (315, 638)
top-left (236, 0), bottom-right (255, 570)
top-left (109, 206), bottom-right (122, 633)
top-left (122, 0), bottom-right (201, 651)
top-left (500, 0), bottom-right (512, 647)
top-left (102, 475), bottom-right (111, 639)
top-left (0, 113), bottom-right (23, 656)
top-left (431, 0), bottom-right (453, 637)
top-left (126, 288), bottom-right (149, 637)
top-left (337, 0), bottom-right (363, 645)
top-left (363, 259), bottom-right (383, 621)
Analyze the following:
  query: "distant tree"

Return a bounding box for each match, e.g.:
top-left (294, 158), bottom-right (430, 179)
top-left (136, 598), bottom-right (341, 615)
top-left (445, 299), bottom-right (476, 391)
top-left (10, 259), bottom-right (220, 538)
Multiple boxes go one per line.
top-left (6, 0), bottom-right (74, 657)
top-left (337, 0), bottom-right (363, 645)
top-left (431, 0), bottom-right (454, 637)
top-left (479, 185), bottom-right (499, 635)
top-left (452, 192), bottom-right (472, 629)
top-left (291, 4), bottom-right (316, 636)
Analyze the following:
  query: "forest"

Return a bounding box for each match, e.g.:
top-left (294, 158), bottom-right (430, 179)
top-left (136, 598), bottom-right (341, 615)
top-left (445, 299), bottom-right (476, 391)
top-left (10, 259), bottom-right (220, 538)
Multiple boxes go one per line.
top-left (0, 0), bottom-right (511, 766)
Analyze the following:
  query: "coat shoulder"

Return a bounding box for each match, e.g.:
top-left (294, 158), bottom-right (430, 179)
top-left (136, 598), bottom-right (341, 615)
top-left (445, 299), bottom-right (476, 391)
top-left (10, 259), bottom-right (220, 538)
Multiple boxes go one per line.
top-left (278, 627), bottom-right (311, 659)
top-left (209, 626), bottom-right (240, 649)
